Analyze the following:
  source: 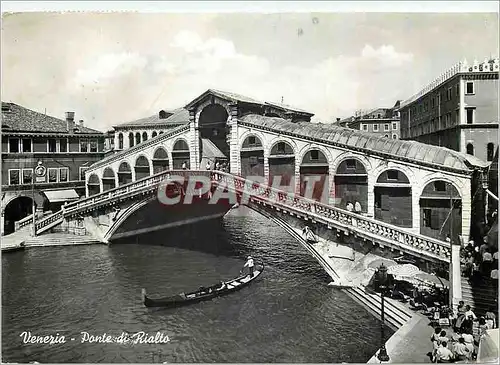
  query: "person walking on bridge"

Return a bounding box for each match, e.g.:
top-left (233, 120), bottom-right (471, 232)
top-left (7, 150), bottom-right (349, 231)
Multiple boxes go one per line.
top-left (243, 256), bottom-right (255, 277)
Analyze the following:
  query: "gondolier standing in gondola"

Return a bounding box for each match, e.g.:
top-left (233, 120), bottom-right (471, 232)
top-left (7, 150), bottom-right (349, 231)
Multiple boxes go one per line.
top-left (243, 256), bottom-right (255, 277)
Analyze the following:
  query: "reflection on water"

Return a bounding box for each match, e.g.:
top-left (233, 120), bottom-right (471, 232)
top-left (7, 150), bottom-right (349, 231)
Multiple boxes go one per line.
top-left (2, 207), bottom-right (388, 363)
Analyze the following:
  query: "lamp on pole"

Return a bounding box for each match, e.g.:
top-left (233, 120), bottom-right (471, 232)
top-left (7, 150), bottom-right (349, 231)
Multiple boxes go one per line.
top-left (376, 263), bottom-right (390, 363)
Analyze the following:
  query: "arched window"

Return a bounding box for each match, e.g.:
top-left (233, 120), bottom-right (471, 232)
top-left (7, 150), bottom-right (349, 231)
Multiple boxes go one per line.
top-left (487, 143), bottom-right (495, 161)
top-left (466, 143), bottom-right (474, 156)
top-left (118, 133), bottom-right (124, 149)
top-left (128, 132), bottom-right (134, 148)
top-left (142, 132), bottom-right (148, 142)
top-left (152, 131), bottom-right (158, 138)
top-left (135, 132), bottom-right (141, 145)
top-left (159, 131), bottom-right (164, 135)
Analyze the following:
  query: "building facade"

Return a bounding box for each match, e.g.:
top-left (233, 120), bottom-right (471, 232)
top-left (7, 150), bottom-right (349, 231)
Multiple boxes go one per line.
top-left (340, 101), bottom-right (401, 139)
top-left (399, 58), bottom-right (499, 163)
top-left (1, 102), bottom-right (106, 235)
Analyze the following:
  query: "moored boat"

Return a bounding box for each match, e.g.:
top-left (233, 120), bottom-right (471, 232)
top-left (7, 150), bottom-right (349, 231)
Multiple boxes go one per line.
top-left (142, 263), bottom-right (264, 308)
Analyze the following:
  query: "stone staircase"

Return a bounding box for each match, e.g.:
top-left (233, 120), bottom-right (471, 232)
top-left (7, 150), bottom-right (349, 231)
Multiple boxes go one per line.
top-left (461, 276), bottom-right (498, 317)
top-left (23, 233), bottom-right (101, 248)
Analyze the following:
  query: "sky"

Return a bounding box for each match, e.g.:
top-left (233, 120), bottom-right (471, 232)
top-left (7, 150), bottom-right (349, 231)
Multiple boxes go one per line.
top-left (2, 8), bottom-right (499, 131)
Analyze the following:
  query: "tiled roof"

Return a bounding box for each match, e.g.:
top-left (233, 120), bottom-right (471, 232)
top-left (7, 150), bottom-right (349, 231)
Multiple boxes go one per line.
top-left (185, 89), bottom-right (314, 116)
top-left (1, 102), bottom-right (102, 134)
top-left (239, 114), bottom-right (489, 172)
top-left (114, 108), bottom-right (189, 128)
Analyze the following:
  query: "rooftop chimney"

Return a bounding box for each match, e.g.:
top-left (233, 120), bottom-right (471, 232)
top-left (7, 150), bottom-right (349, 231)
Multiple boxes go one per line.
top-left (66, 112), bottom-right (75, 134)
top-left (79, 119), bottom-right (84, 127)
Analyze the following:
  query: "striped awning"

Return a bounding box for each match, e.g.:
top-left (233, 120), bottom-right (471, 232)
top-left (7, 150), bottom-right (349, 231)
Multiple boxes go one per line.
top-left (43, 189), bottom-right (79, 203)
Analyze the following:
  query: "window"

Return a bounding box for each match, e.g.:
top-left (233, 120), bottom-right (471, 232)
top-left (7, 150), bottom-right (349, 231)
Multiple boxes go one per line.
top-left (466, 143), bottom-right (474, 155)
top-left (346, 159), bottom-right (356, 169)
top-left (22, 138), bottom-right (32, 153)
top-left (392, 134), bottom-right (397, 139)
top-left (80, 139), bottom-right (88, 152)
top-left (47, 139), bottom-right (57, 153)
top-left (9, 138), bottom-right (19, 153)
top-left (466, 108), bottom-right (474, 124)
top-left (373, 124), bottom-right (379, 132)
top-left (455, 110), bottom-right (459, 124)
top-left (48, 168), bottom-right (58, 183)
top-left (142, 132), bottom-right (148, 141)
top-left (90, 140), bottom-right (97, 153)
top-left (60, 139), bottom-right (67, 153)
top-left (159, 131), bottom-right (164, 135)
top-left (79, 167), bottom-right (89, 181)
top-left (434, 181), bottom-right (446, 191)
top-left (384, 124), bottom-right (389, 131)
top-left (310, 150), bottom-right (319, 160)
top-left (378, 114), bottom-right (381, 118)
top-left (361, 124), bottom-right (368, 131)
top-left (487, 143), bottom-right (495, 161)
top-left (277, 142), bottom-right (285, 153)
top-left (384, 134), bottom-right (389, 138)
top-left (447, 88), bottom-right (452, 101)
top-left (387, 170), bottom-right (398, 181)
top-left (152, 131), bottom-right (157, 138)
top-left (423, 209), bottom-right (432, 228)
top-left (59, 168), bottom-right (69, 182)
top-left (135, 133), bottom-right (141, 145)
top-left (466, 82), bottom-right (474, 95)
top-left (392, 122), bottom-right (397, 130)
top-left (456, 84), bottom-right (459, 96)
top-left (128, 133), bottom-right (134, 148)
top-left (437, 94), bottom-right (441, 104)
top-left (431, 97), bottom-right (435, 108)
top-left (22, 169), bottom-right (33, 184)
top-left (8, 169), bottom-right (20, 185)
top-left (248, 136), bottom-right (256, 145)
top-left (118, 133), bottom-right (124, 149)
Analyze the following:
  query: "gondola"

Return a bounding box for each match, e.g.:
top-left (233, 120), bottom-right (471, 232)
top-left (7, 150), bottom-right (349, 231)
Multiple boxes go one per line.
top-left (141, 263), bottom-right (264, 308)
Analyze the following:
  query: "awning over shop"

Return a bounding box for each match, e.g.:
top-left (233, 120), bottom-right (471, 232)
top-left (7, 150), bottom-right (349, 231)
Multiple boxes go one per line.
top-left (43, 189), bottom-right (80, 203)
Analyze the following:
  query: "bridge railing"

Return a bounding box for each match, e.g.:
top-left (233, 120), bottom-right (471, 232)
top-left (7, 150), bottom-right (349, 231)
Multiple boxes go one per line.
top-left (210, 171), bottom-right (451, 261)
top-left (34, 169), bottom-right (209, 234)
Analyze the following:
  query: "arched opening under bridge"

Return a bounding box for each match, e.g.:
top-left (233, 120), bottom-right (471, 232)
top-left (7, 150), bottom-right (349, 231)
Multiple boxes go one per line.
top-left (118, 162), bottom-right (133, 186)
top-left (240, 135), bottom-right (264, 178)
top-left (3, 196), bottom-right (36, 235)
top-left (300, 149), bottom-right (329, 202)
top-left (198, 104), bottom-right (230, 160)
top-left (334, 159), bottom-right (368, 213)
top-left (374, 169), bottom-right (412, 228)
top-left (268, 141), bottom-right (295, 193)
top-left (87, 174), bottom-right (101, 196)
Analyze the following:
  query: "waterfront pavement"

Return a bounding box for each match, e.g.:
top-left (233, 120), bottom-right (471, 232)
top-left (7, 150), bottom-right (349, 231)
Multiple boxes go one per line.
top-left (1, 229), bottom-right (100, 251)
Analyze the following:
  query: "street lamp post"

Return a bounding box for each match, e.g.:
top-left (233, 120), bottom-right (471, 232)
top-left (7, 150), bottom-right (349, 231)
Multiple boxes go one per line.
top-left (377, 264), bottom-right (390, 363)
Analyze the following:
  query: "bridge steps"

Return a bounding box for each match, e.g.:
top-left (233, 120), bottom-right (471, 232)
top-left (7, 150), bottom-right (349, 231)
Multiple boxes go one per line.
top-left (343, 287), bottom-right (413, 331)
top-left (460, 277), bottom-right (498, 317)
top-left (23, 233), bottom-right (101, 248)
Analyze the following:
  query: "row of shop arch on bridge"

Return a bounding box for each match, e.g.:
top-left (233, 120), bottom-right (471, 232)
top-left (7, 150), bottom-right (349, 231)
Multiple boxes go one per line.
top-left (116, 130), bottom-right (168, 150)
top-left (87, 135), bottom-right (464, 240)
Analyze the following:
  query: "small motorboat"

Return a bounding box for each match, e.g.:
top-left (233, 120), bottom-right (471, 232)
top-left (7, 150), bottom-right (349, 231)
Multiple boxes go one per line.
top-left (142, 263), bottom-right (264, 308)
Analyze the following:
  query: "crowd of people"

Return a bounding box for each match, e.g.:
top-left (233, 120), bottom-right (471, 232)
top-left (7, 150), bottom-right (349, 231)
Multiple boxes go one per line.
top-left (428, 301), bottom-right (497, 363)
top-left (460, 234), bottom-right (498, 283)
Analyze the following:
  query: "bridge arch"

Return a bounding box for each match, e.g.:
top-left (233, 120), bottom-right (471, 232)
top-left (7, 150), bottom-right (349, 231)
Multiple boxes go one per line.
top-left (134, 155), bottom-right (151, 180)
top-left (87, 174), bottom-right (101, 196)
top-left (128, 132), bottom-right (134, 148)
top-left (152, 146), bottom-right (170, 174)
top-left (419, 178), bottom-right (462, 241)
top-left (267, 138), bottom-right (297, 192)
top-left (332, 155), bottom-right (369, 213)
top-left (102, 167), bottom-right (116, 191)
top-left (197, 103), bottom-right (230, 160)
top-left (239, 133), bottom-right (265, 178)
top-left (374, 168), bottom-right (413, 228)
top-left (298, 146), bottom-right (331, 202)
top-left (118, 161), bottom-right (133, 186)
top-left (172, 138), bottom-right (190, 169)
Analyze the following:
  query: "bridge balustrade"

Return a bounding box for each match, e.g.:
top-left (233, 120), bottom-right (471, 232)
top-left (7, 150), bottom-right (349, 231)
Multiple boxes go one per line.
top-left (34, 170), bottom-right (211, 234)
top-left (211, 171), bottom-right (451, 261)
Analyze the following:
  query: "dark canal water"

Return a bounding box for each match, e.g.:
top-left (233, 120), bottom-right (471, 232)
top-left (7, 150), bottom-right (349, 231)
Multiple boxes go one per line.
top-left (2, 207), bottom-right (388, 363)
